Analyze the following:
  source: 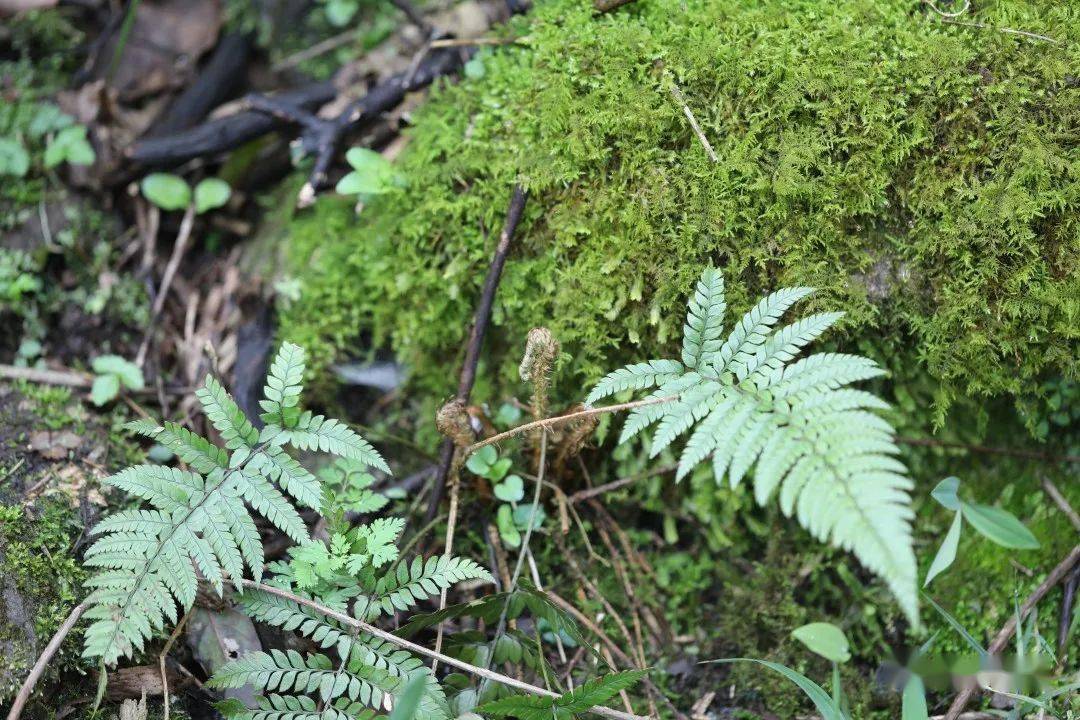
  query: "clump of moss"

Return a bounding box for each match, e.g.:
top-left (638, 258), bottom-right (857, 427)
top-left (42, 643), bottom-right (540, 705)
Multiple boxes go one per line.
top-left (283, 0), bottom-right (1079, 420)
top-left (0, 498), bottom-right (86, 704)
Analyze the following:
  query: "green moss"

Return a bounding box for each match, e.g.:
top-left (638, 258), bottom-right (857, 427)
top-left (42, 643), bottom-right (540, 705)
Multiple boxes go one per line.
top-left (0, 498), bottom-right (86, 705)
top-left (282, 0), bottom-right (1079, 419)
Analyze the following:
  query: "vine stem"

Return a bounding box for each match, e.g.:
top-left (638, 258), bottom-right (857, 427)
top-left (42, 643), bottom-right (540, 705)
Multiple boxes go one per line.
top-left (239, 580), bottom-right (650, 720)
top-left (6, 602), bottom-right (87, 720)
top-left (465, 396), bottom-right (676, 456)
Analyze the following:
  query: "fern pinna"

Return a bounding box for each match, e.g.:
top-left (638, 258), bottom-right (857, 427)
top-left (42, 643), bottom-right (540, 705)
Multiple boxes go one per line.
top-left (586, 268), bottom-right (919, 625)
top-left (209, 484), bottom-right (491, 720)
top-left (83, 342), bottom-right (388, 666)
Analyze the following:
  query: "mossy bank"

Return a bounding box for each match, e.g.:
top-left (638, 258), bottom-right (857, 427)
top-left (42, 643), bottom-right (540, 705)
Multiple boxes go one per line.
top-left (282, 0), bottom-right (1079, 422)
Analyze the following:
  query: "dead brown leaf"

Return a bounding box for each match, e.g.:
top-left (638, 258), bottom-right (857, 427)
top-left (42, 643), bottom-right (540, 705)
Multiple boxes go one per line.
top-left (28, 429), bottom-right (83, 459)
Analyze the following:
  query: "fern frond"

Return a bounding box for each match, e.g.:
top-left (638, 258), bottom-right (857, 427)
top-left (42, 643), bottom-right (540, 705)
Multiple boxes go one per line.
top-left (152, 421), bottom-right (229, 473)
top-left (372, 556), bottom-right (493, 616)
top-left (585, 268), bottom-right (920, 625)
top-left (287, 413), bottom-right (389, 473)
top-left (261, 342), bottom-right (306, 428)
top-left (198, 376), bottom-right (260, 450)
top-left (681, 267), bottom-right (726, 369)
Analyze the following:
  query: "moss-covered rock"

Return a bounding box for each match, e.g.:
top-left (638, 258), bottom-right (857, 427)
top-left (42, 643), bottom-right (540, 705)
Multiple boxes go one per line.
top-left (0, 499), bottom-right (86, 704)
top-left (283, 0), bottom-right (1078, 419)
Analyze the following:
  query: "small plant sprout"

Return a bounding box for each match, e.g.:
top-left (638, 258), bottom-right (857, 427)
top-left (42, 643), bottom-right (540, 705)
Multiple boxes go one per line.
top-left (140, 173), bottom-right (232, 215)
top-left (465, 445), bottom-right (537, 548)
top-left (923, 476), bottom-right (1040, 587)
top-left (335, 148), bottom-right (404, 199)
top-left (43, 125), bottom-right (95, 169)
top-left (89, 354), bottom-right (144, 406)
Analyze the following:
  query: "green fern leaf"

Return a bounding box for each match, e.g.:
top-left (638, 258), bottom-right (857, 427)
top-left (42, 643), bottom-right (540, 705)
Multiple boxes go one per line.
top-left (585, 267), bottom-right (920, 625)
top-left (261, 342), bottom-right (306, 428)
top-left (373, 556), bottom-right (493, 616)
top-left (287, 413), bottom-right (389, 473)
top-left (198, 376), bottom-right (260, 449)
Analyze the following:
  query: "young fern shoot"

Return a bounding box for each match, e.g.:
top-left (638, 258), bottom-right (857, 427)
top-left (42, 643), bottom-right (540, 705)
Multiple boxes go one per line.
top-left (585, 268), bottom-right (919, 625)
top-left (82, 342), bottom-right (388, 666)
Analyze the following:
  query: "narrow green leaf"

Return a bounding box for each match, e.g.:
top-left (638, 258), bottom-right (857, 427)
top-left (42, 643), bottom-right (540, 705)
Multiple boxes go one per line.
top-left (923, 593), bottom-right (986, 656)
top-left (389, 672), bottom-right (429, 720)
top-left (960, 502), bottom-right (1040, 550)
top-left (924, 511), bottom-right (962, 587)
top-left (901, 675), bottom-right (928, 720)
top-left (708, 659), bottom-right (846, 720)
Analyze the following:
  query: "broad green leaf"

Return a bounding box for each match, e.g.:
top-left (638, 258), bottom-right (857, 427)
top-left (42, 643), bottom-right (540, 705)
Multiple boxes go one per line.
top-left (901, 675), bottom-right (928, 720)
top-left (324, 0), bottom-right (357, 26)
top-left (494, 474), bottom-right (525, 503)
top-left (336, 147), bottom-right (398, 195)
top-left (141, 173), bottom-right (191, 211)
top-left (91, 355), bottom-right (145, 390)
top-left (930, 477), bottom-right (961, 511)
top-left (488, 457), bottom-right (512, 481)
top-left (960, 502), bottom-right (1039, 550)
top-left (924, 511), bottom-right (962, 587)
top-left (90, 373), bottom-right (120, 406)
top-left (791, 622), bottom-right (851, 663)
top-left (709, 659), bottom-right (846, 720)
top-left (45, 125), bottom-right (94, 168)
top-left (194, 178), bottom-right (232, 214)
top-left (27, 103), bottom-right (73, 138)
top-left (0, 137), bottom-right (30, 177)
top-left (513, 504), bottom-right (546, 531)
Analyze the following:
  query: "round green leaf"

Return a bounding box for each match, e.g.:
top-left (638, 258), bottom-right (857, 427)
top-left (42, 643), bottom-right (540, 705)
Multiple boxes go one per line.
top-left (960, 502), bottom-right (1040, 550)
top-left (141, 173), bottom-right (191, 211)
top-left (791, 622), bottom-right (851, 663)
top-left (931, 477), bottom-right (961, 511)
top-left (494, 474), bottom-right (525, 503)
top-left (465, 445), bottom-right (497, 474)
top-left (194, 178), bottom-right (232, 214)
top-left (488, 457), bottom-right (512, 481)
top-left (512, 503), bottom-right (546, 532)
top-left (90, 373), bottom-right (120, 406)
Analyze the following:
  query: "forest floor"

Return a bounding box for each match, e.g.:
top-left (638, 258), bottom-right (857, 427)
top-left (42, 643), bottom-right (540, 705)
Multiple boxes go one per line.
top-left (1, 2), bottom-right (1078, 720)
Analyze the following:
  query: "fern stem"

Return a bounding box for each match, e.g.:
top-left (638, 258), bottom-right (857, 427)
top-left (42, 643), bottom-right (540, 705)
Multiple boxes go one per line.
top-left (238, 580), bottom-right (652, 720)
top-left (466, 396), bottom-right (676, 457)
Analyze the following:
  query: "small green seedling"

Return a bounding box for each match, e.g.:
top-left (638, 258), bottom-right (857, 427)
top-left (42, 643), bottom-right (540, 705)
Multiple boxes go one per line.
top-left (90, 354), bottom-right (144, 406)
top-left (320, 0), bottom-right (359, 26)
top-left (0, 137), bottom-right (30, 177)
top-left (923, 476), bottom-right (1040, 588)
top-left (466, 445), bottom-right (543, 548)
top-left (141, 173), bottom-right (232, 214)
top-left (43, 125), bottom-right (95, 168)
top-left (335, 148), bottom-right (404, 198)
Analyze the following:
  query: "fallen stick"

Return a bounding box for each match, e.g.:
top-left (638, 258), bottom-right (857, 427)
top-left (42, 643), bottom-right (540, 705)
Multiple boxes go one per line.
top-left (6, 602), bottom-right (87, 720)
top-left (425, 185), bottom-right (528, 521)
top-left (239, 580), bottom-right (650, 720)
top-left (942, 543), bottom-right (1080, 720)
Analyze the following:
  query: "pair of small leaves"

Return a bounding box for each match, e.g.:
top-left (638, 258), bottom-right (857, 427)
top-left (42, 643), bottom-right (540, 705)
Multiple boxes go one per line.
top-left (466, 446), bottom-right (521, 501)
top-left (924, 477), bottom-right (1040, 587)
top-left (336, 148), bottom-right (405, 197)
top-left (90, 355), bottom-right (144, 406)
top-left (142, 173), bottom-right (232, 214)
top-left (43, 125), bottom-right (95, 168)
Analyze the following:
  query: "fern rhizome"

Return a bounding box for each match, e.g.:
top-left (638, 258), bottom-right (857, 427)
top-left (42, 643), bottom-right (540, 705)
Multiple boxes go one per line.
top-left (586, 267), bottom-right (918, 624)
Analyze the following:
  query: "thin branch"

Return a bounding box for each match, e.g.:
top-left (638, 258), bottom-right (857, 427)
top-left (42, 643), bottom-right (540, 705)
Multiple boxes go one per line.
top-left (429, 37), bottom-right (522, 48)
top-left (0, 364), bottom-right (91, 388)
top-left (467, 396), bottom-right (676, 457)
top-left (136, 203), bottom-right (197, 368)
top-left (238, 580), bottom-right (650, 720)
top-left (426, 185), bottom-right (528, 521)
top-left (158, 611), bottom-right (191, 720)
top-left (594, 0), bottom-right (638, 12)
top-left (895, 437), bottom-right (1080, 465)
top-left (1042, 478), bottom-right (1080, 532)
top-left (568, 465), bottom-right (677, 505)
top-left (6, 602), bottom-right (87, 720)
top-left (942, 544), bottom-right (1080, 720)
top-left (669, 83), bottom-right (718, 163)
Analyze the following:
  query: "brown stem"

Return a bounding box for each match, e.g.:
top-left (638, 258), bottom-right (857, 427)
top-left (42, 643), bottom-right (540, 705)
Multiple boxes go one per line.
top-left (466, 396), bottom-right (676, 457)
top-left (6, 602), bottom-right (87, 720)
top-left (426, 185), bottom-right (528, 521)
top-left (238, 580), bottom-right (650, 720)
top-left (895, 436), bottom-right (1080, 465)
top-left (942, 544), bottom-right (1080, 720)
top-left (136, 203), bottom-right (197, 368)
